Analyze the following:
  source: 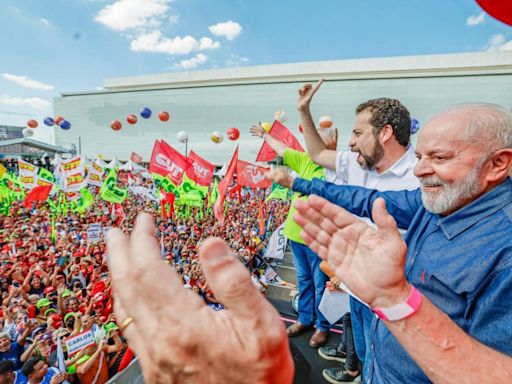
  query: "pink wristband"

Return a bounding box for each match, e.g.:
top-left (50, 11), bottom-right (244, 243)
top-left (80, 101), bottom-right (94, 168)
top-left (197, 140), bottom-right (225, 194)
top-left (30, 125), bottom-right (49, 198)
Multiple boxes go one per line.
top-left (372, 285), bottom-right (422, 321)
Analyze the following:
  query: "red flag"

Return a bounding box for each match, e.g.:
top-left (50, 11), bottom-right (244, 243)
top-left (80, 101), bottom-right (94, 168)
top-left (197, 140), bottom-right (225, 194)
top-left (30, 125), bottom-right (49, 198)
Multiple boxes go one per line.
top-left (236, 160), bottom-right (271, 189)
top-left (255, 120), bottom-right (304, 162)
top-left (130, 152), bottom-right (143, 164)
top-left (228, 184), bottom-right (242, 204)
top-left (149, 140), bottom-right (190, 185)
top-left (161, 192), bottom-right (175, 219)
top-left (24, 185), bottom-right (52, 209)
top-left (214, 146), bottom-right (239, 223)
top-left (187, 151), bottom-right (215, 186)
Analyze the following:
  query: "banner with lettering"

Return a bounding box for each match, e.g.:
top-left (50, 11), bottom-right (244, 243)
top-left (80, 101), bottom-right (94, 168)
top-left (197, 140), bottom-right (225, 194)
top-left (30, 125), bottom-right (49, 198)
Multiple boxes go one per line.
top-left (187, 151), bottom-right (215, 186)
top-left (236, 160), bottom-right (271, 189)
top-left (149, 140), bottom-right (190, 185)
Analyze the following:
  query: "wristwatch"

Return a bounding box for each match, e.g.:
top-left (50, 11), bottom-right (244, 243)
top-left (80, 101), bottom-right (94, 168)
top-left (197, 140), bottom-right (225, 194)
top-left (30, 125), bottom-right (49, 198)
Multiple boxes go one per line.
top-left (371, 285), bottom-right (423, 321)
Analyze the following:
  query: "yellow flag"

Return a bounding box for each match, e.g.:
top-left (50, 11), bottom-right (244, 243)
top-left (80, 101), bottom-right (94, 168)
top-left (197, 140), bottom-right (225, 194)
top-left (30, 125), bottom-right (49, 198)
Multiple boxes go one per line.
top-left (0, 163), bottom-right (6, 178)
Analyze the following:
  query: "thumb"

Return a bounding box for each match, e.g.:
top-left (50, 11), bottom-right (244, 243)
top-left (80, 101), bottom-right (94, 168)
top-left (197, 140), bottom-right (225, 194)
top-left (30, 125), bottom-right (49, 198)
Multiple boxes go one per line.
top-left (371, 198), bottom-right (399, 236)
top-left (199, 238), bottom-right (270, 318)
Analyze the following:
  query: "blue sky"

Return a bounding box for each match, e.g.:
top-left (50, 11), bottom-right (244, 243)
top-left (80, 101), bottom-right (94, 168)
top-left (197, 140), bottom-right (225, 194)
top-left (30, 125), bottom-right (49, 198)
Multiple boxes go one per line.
top-left (0, 0), bottom-right (510, 142)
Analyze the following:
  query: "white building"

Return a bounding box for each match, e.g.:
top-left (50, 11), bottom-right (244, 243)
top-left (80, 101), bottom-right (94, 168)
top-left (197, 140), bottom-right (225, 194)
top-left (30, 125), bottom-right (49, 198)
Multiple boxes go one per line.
top-left (54, 51), bottom-right (512, 165)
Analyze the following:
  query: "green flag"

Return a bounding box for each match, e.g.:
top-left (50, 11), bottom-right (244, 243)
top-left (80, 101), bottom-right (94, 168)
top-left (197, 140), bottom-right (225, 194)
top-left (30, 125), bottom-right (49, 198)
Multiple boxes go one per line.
top-left (38, 167), bottom-right (55, 183)
top-left (77, 188), bottom-right (94, 214)
top-left (100, 168), bottom-right (127, 203)
top-left (152, 173), bottom-right (181, 197)
top-left (265, 185), bottom-right (290, 202)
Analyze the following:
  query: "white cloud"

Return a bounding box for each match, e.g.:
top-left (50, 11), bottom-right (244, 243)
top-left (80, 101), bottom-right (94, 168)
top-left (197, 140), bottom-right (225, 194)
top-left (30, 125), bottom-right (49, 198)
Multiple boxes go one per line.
top-left (0, 96), bottom-right (50, 110)
top-left (131, 31), bottom-right (197, 54)
top-left (466, 12), bottom-right (485, 26)
top-left (94, 0), bottom-right (170, 31)
top-left (484, 34), bottom-right (512, 51)
top-left (198, 37), bottom-right (220, 50)
top-left (131, 31), bottom-right (220, 55)
top-left (2, 73), bottom-right (54, 91)
top-left (39, 18), bottom-right (51, 27)
top-left (208, 21), bottom-right (242, 41)
top-left (169, 14), bottom-right (180, 24)
top-left (176, 53), bottom-right (208, 70)
top-left (225, 54), bottom-right (249, 66)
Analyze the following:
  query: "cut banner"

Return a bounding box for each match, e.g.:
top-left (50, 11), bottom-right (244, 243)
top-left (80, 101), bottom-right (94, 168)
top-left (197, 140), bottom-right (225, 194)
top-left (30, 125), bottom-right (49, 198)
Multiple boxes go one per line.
top-left (149, 140), bottom-right (190, 185)
top-left (187, 151), bottom-right (215, 186)
top-left (236, 160), bottom-right (271, 189)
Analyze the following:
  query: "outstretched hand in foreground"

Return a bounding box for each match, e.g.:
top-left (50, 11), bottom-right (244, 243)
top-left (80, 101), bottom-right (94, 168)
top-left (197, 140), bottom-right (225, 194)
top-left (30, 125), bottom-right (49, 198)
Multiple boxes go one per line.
top-left (107, 214), bottom-right (293, 384)
top-left (294, 195), bottom-right (411, 308)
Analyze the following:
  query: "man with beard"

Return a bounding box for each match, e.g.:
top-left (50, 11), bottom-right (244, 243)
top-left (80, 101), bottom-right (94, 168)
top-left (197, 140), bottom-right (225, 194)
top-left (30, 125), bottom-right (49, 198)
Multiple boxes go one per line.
top-left (268, 102), bottom-right (512, 383)
top-left (295, 80), bottom-right (419, 383)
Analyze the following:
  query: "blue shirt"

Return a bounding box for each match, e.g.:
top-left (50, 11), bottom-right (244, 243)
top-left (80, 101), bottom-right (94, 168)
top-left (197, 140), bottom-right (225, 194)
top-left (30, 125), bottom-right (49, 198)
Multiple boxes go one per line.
top-left (293, 177), bottom-right (512, 384)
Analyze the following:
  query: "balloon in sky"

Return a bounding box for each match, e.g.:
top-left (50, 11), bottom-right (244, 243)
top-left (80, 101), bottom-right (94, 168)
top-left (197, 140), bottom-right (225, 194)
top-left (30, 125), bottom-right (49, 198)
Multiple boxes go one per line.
top-left (476, 0), bottom-right (512, 26)
top-left (211, 131), bottom-right (223, 144)
top-left (127, 114), bottom-right (138, 124)
top-left (110, 120), bottom-right (122, 131)
top-left (158, 111), bottom-right (170, 122)
top-left (227, 127), bottom-right (240, 141)
top-left (27, 119), bottom-right (38, 129)
top-left (60, 120), bottom-right (71, 130)
top-left (140, 107), bottom-right (152, 119)
top-left (177, 131), bottom-right (189, 143)
top-left (261, 122), bottom-right (272, 133)
top-left (410, 118), bottom-right (420, 134)
top-left (22, 128), bottom-right (34, 137)
top-left (43, 117), bottom-right (54, 127)
top-left (319, 116), bottom-right (333, 128)
top-left (54, 116), bottom-right (65, 126)
top-left (274, 110), bottom-right (287, 123)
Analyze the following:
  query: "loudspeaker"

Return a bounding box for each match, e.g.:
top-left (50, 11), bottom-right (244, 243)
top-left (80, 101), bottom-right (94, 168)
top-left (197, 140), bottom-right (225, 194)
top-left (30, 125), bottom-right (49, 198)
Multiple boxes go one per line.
top-left (290, 341), bottom-right (311, 384)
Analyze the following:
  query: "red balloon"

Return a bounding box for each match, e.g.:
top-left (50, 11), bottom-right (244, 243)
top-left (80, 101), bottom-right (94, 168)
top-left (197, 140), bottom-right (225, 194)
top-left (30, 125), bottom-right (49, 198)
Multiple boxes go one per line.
top-left (27, 119), bottom-right (38, 129)
top-left (54, 116), bottom-right (65, 126)
top-left (298, 124), bottom-right (303, 133)
top-left (126, 114), bottom-right (138, 124)
top-left (227, 127), bottom-right (240, 141)
top-left (159, 111), bottom-right (170, 122)
top-left (110, 120), bottom-right (122, 131)
top-left (476, 0), bottom-right (512, 26)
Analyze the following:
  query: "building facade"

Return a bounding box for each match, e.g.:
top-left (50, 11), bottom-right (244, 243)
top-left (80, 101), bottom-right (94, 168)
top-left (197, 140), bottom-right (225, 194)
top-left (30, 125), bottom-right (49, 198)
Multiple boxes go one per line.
top-left (54, 51), bottom-right (512, 165)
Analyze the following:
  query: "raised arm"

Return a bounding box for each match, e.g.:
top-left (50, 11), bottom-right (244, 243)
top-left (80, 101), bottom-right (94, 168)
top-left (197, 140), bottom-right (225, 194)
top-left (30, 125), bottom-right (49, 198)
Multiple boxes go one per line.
top-left (250, 122), bottom-right (287, 157)
top-left (297, 79), bottom-right (337, 170)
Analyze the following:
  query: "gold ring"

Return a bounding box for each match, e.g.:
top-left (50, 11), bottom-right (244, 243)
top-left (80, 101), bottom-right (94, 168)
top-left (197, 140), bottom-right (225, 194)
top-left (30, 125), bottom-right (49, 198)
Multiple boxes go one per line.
top-left (119, 317), bottom-right (134, 332)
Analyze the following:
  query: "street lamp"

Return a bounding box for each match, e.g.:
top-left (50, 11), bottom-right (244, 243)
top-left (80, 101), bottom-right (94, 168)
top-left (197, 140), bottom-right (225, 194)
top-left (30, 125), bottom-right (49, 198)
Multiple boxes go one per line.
top-left (177, 131), bottom-right (189, 156)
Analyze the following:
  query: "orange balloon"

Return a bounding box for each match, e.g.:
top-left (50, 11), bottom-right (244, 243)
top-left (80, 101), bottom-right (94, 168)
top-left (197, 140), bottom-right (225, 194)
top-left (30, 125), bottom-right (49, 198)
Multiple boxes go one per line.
top-left (54, 116), bottom-right (65, 126)
top-left (110, 120), bottom-right (122, 131)
top-left (159, 111), bottom-right (170, 122)
top-left (27, 119), bottom-right (38, 129)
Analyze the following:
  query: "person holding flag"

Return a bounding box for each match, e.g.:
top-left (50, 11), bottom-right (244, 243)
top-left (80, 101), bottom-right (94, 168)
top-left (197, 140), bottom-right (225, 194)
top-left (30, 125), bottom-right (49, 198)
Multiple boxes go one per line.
top-left (250, 121), bottom-right (337, 348)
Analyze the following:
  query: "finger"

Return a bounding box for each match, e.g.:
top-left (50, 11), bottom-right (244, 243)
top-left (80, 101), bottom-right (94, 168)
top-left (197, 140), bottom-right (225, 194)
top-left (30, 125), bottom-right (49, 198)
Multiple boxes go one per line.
top-left (293, 199), bottom-right (339, 235)
top-left (199, 238), bottom-right (273, 318)
top-left (299, 230), bottom-right (329, 260)
top-left (310, 78), bottom-right (325, 95)
top-left (371, 198), bottom-right (399, 236)
top-left (299, 84), bottom-right (312, 96)
top-left (307, 195), bottom-right (358, 229)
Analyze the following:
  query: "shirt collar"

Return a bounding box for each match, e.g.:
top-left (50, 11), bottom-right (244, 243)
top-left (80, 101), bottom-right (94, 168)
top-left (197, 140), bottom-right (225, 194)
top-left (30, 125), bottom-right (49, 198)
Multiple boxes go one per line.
top-left (382, 145), bottom-right (417, 177)
top-left (438, 178), bottom-right (512, 240)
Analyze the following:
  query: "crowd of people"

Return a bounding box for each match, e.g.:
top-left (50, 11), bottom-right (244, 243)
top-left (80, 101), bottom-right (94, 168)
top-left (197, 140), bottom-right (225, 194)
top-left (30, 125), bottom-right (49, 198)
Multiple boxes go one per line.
top-left (0, 163), bottom-right (289, 383)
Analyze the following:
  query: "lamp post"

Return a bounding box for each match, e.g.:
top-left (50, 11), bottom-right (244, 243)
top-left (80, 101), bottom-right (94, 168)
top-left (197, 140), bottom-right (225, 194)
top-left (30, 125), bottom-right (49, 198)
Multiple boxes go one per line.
top-left (177, 131), bottom-right (189, 156)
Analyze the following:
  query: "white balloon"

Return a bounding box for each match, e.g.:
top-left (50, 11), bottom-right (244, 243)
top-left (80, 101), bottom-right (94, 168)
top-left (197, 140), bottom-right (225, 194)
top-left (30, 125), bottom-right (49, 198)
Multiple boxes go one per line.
top-left (22, 128), bottom-right (34, 138)
top-left (274, 109), bottom-right (287, 123)
top-left (177, 131), bottom-right (189, 143)
top-left (211, 131), bottom-right (223, 144)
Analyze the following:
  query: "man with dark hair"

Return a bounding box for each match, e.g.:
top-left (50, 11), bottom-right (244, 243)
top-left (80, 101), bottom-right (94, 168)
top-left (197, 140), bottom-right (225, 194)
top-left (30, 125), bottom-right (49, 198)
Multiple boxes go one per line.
top-left (0, 360), bottom-right (27, 384)
top-left (20, 357), bottom-right (66, 384)
top-left (295, 80), bottom-right (419, 382)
